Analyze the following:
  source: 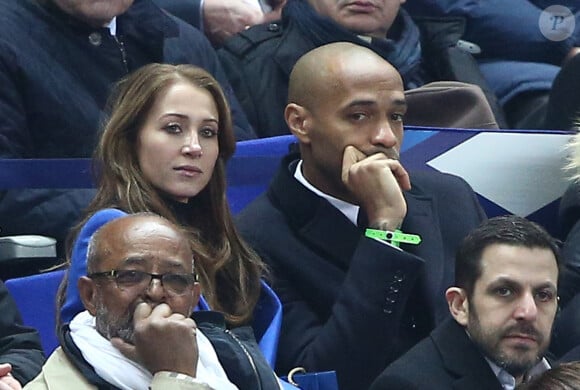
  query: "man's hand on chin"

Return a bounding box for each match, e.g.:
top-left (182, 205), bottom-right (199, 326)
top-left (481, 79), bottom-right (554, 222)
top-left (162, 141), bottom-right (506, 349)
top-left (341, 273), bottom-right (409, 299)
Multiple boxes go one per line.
top-left (342, 145), bottom-right (409, 230)
top-left (111, 303), bottom-right (199, 377)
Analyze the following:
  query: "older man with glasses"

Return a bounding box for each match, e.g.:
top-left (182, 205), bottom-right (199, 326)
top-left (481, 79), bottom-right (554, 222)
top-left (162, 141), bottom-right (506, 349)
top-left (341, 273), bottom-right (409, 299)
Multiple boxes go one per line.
top-left (25, 213), bottom-right (237, 390)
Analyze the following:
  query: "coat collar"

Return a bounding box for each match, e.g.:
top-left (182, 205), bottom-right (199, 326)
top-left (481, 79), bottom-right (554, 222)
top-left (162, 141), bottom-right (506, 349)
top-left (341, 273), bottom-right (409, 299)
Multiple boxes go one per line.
top-left (267, 154), bottom-right (441, 275)
top-left (433, 318), bottom-right (504, 390)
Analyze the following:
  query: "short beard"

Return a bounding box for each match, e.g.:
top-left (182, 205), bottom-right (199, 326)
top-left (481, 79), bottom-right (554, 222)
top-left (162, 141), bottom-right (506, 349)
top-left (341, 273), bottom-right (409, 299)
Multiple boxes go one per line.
top-left (94, 300), bottom-right (135, 344)
top-left (468, 305), bottom-right (546, 378)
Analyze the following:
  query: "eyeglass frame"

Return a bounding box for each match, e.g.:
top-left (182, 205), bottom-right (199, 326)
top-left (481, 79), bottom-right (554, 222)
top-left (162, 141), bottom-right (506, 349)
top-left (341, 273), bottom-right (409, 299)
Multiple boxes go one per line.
top-left (88, 269), bottom-right (199, 296)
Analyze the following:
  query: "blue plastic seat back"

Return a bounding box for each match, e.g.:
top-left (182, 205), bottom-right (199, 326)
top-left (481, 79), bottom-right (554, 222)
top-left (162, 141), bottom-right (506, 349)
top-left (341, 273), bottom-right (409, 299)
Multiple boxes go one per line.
top-left (5, 269), bottom-right (64, 354)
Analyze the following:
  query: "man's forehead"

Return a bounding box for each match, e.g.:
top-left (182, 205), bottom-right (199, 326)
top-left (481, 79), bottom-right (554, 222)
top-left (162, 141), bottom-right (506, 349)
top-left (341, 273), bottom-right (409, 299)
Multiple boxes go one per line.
top-left (326, 59), bottom-right (403, 93)
top-left (99, 242), bottom-right (192, 270)
top-left (97, 217), bottom-right (191, 265)
top-left (476, 244), bottom-right (558, 287)
top-left (105, 217), bottom-right (181, 240)
top-left (118, 253), bottom-right (191, 269)
top-left (332, 75), bottom-right (406, 108)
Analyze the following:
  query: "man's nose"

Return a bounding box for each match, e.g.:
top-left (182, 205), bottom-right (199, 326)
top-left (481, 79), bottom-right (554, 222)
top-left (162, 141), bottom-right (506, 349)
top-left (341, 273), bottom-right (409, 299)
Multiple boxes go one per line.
top-left (514, 292), bottom-right (538, 321)
top-left (144, 278), bottom-right (167, 302)
top-left (371, 122), bottom-right (397, 148)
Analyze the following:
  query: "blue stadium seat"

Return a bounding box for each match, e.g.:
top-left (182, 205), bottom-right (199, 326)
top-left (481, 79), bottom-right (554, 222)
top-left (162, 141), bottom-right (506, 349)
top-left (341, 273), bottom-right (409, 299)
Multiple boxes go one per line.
top-left (226, 128), bottom-right (574, 237)
top-left (0, 128), bottom-right (574, 390)
top-left (5, 269), bottom-right (283, 369)
top-left (5, 269), bottom-right (64, 354)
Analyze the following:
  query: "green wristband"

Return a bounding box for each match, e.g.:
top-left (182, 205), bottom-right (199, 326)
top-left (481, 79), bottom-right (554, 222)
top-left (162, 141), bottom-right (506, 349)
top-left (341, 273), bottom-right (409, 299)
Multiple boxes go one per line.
top-left (365, 228), bottom-right (422, 247)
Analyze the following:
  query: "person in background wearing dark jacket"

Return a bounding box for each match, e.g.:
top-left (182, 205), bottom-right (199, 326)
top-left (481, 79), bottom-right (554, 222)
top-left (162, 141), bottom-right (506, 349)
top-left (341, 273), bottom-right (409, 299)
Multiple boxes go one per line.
top-left (217, 0), bottom-right (429, 137)
top-left (217, 0), bottom-right (502, 138)
top-left (236, 42), bottom-right (486, 390)
top-left (545, 53), bottom-right (580, 131)
top-left (0, 0), bottom-right (255, 258)
top-left (0, 280), bottom-right (45, 389)
top-left (371, 215), bottom-right (560, 390)
top-left (404, 0), bottom-right (580, 130)
top-left (154, 0), bottom-right (286, 47)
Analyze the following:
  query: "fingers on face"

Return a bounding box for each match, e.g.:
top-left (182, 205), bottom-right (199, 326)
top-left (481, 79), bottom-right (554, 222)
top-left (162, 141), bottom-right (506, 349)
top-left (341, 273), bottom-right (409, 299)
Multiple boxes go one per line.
top-left (342, 146), bottom-right (368, 182)
top-left (344, 153), bottom-right (411, 193)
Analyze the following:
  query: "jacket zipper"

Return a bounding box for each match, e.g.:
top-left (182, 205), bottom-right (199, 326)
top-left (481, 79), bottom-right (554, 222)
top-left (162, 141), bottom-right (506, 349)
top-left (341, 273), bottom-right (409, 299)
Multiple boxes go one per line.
top-left (225, 329), bottom-right (262, 390)
top-left (113, 35), bottom-right (129, 74)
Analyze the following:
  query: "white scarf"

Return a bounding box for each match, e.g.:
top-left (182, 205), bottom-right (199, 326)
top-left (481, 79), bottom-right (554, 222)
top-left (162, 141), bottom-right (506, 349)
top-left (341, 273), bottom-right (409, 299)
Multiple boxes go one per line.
top-left (70, 310), bottom-right (238, 390)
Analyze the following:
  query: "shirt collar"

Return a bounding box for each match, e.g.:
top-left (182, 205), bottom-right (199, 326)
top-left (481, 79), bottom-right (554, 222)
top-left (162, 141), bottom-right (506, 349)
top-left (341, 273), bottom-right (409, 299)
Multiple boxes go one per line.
top-left (293, 160), bottom-right (360, 226)
top-left (106, 17), bottom-right (117, 36)
top-left (485, 357), bottom-right (550, 390)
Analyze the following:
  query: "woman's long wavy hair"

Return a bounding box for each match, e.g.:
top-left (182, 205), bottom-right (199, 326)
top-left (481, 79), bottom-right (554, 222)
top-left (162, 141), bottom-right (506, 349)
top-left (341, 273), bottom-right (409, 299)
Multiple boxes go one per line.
top-left (63, 63), bottom-right (266, 326)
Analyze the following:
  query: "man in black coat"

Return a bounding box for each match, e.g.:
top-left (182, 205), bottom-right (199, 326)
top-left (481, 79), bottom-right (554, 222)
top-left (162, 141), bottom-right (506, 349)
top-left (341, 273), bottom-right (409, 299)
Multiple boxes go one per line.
top-left (0, 280), bottom-right (45, 387)
top-left (370, 215), bottom-right (560, 389)
top-left (235, 42), bottom-right (486, 390)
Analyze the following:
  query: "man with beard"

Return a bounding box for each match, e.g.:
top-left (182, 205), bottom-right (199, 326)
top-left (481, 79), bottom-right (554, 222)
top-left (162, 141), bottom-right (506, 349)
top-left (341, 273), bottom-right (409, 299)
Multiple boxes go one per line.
top-left (25, 213), bottom-right (238, 389)
top-left (235, 42), bottom-right (486, 390)
top-left (370, 215), bottom-right (560, 390)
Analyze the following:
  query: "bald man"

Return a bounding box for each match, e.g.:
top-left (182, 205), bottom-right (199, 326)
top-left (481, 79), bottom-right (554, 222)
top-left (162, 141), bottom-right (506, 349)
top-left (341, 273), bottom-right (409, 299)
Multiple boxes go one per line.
top-left (235, 42), bottom-right (487, 390)
top-left (27, 213), bottom-right (238, 389)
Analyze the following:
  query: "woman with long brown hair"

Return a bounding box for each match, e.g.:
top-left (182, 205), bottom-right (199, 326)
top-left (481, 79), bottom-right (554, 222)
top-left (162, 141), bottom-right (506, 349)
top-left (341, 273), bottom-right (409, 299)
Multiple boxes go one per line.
top-left (58, 63), bottom-right (281, 389)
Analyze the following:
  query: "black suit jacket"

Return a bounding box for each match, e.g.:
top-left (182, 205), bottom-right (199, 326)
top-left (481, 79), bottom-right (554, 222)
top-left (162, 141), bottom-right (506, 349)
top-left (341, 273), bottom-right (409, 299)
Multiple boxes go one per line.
top-left (236, 155), bottom-right (486, 390)
top-left (0, 280), bottom-right (45, 384)
top-left (152, 0), bottom-right (201, 29)
top-left (370, 318), bottom-right (503, 390)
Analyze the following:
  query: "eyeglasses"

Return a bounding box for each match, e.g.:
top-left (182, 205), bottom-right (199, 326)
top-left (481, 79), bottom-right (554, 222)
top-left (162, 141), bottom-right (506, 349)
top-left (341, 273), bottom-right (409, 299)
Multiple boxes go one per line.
top-left (88, 269), bottom-right (197, 295)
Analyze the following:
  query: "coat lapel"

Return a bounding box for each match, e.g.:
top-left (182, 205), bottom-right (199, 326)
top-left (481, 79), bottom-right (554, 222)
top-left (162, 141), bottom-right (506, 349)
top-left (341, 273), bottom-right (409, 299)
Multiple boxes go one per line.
top-left (435, 319), bottom-right (504, 390)
top-left (268, 156), bottom-right (368, 270)
top-left (298, 200), bottom-right (361, 270)
top-left (402, 185), bottom-right (448, 323)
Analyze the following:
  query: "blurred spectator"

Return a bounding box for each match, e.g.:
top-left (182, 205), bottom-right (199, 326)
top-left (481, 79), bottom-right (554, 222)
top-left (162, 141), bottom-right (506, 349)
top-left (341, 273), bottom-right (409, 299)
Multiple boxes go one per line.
top-left (0, 280), bottom-right (45, 388)
top-left (0, 0), bottom-right (254, 257)
top-left (550, 132), bottom-right (580, 357)
top-left (558, 132), bottom-right (580, 304)
top-left (516, 361), bottom-right (580, 389)
top-left (155, 0), bottom-right (286, 46)
top-left (218, 0), bottom-right (503, 137)
top-left (404, 0), bottom-right (580, 129)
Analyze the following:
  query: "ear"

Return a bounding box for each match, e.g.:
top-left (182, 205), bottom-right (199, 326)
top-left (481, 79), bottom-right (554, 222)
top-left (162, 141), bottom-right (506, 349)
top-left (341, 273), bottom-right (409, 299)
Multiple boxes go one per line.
top-left (285, 103), bottom-right (312, 144)
top-left (78, 276), bottom-right (99, 316)
top-left (445, 287), bottom-right (469, 326)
